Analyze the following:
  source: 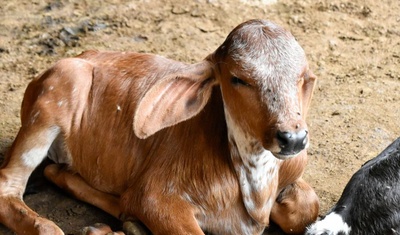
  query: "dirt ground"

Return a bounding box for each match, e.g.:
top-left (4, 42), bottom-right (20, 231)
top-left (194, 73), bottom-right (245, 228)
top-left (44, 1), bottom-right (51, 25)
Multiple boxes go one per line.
top-left (0, 0), bottom-right (399, 234)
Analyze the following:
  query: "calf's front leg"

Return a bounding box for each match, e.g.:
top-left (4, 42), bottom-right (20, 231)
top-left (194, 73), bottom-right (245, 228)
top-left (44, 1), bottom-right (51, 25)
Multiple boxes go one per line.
top-left (121, 188), bottom-right (205, 235)
top-left (270, 178), bottom-right (319, 234)
top-left (44, 164), bottom-right (150, 235)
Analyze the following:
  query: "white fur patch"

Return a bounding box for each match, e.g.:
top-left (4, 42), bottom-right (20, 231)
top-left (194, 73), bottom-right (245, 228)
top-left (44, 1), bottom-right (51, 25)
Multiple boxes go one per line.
top-left (21, 147), bottom-right (49, 168)
top-left (224, 109), bottom-right (279, 223)
top-left (21, 126), bottom-right (60, 168)
top-left (306, 212), bottom-right (351, 235)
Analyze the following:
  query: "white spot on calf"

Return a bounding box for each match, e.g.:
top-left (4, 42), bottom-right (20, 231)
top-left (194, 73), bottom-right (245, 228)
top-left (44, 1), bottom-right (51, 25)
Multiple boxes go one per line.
top-left (306, 212), bottom-right (351, 235)
top-left (21, 126), bottom-right (60, 168)
top-left (22, 147), bottom-right (50, 169)
top-left (30, 110), bottom-right (40, 124)
top-left (57, 99), bottom-right (68, 107)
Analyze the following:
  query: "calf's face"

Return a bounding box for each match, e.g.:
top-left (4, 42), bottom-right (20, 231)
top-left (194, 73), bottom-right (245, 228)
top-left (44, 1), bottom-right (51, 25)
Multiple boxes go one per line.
top-left (213, 20), bottom-right (316, 159)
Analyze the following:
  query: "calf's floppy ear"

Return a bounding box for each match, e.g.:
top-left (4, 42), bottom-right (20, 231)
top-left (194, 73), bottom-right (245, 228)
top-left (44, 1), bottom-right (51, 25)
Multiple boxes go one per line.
top-left (134, 60), bottom-right (216, 139)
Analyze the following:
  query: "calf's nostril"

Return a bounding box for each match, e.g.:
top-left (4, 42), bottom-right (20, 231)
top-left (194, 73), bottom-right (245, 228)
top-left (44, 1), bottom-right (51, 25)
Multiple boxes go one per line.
top-left (276, 129), bottom-right (308, 154)
top-left (277, 131), bottom-right (292, 148)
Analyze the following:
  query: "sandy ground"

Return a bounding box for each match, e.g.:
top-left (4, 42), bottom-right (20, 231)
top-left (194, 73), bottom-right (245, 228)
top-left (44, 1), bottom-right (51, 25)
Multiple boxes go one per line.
top-left (0, 0), bottom-right (399, 234)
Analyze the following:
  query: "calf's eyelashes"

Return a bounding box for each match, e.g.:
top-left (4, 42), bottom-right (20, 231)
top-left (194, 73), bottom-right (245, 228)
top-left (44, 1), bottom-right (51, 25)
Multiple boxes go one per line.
top-left (231, 76), bottom-right (251, 87)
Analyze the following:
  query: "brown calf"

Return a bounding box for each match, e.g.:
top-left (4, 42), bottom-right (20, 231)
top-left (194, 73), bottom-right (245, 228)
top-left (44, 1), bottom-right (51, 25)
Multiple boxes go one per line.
top-left (0, 19), bottom-right (318, 235)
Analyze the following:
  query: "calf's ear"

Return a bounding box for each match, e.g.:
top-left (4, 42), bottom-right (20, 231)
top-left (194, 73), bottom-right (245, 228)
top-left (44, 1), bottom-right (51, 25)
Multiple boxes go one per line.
top-left (134, 60), bottom-right (216, 139)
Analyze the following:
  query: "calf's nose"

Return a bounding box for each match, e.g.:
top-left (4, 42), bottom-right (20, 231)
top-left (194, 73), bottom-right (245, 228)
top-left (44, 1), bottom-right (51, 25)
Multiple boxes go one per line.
top-left (276, 129), bottom-right (308, 155)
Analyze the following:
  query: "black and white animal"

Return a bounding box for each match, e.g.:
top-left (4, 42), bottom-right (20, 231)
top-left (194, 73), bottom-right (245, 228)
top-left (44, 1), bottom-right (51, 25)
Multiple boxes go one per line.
top-left (306, 137), bottom-right (400, 235)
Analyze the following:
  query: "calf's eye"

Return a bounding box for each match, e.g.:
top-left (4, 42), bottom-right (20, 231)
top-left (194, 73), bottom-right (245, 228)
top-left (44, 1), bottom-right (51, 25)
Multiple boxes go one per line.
top-left (231, 76), bottom-right (250, 86)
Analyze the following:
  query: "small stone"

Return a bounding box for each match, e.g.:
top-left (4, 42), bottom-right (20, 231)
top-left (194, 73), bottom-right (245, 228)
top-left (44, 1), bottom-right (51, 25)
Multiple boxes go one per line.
top-left (171, 5), bottom-right (190, 15)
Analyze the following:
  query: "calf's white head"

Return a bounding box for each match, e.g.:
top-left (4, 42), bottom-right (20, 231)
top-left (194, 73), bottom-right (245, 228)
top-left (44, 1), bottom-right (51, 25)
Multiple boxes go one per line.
top-left (134, 19), bottom-right (316, 160)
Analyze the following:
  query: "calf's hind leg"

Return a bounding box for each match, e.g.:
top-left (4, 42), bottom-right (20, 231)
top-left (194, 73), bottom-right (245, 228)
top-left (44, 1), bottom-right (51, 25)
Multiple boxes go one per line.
top-left (0, 125), bottom-right (64, 234)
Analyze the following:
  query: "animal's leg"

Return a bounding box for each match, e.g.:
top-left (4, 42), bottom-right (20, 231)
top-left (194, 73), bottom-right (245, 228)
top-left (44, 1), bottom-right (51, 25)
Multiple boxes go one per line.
top-left (80, 222), bottom-right (150, 235)
top-left (80, 223), bottom-right (124, 235)
top-left (270, 178), bottom-right (319, 234)
top-left (80, 222), bottom-right (149, 235)
top-left (44, 164), bottom-right (122, 218)
top-left (44, 164), bottom-right (150, 235)
top-left (123, 221), bottom-right (150, 235)
top-left (0, 126), bottom-right (64, 234)
top-left (122, 189), bottom-right (205, 235)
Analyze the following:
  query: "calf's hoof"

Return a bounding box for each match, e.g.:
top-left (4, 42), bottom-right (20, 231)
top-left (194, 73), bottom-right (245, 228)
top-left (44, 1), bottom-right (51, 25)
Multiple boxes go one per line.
top-left (80, 223), bottom-right (124, 235)
top-left (123, 221), bottom-right (150, 235)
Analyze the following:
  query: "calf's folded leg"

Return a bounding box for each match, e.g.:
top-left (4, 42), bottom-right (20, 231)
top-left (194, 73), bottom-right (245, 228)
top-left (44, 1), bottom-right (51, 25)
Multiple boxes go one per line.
top-left (270, 178), bottom-right (319, 234)
top-left (44, 164), bottom-right (150, 235)
top-left (44, 164), bottom-right (122, 219)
